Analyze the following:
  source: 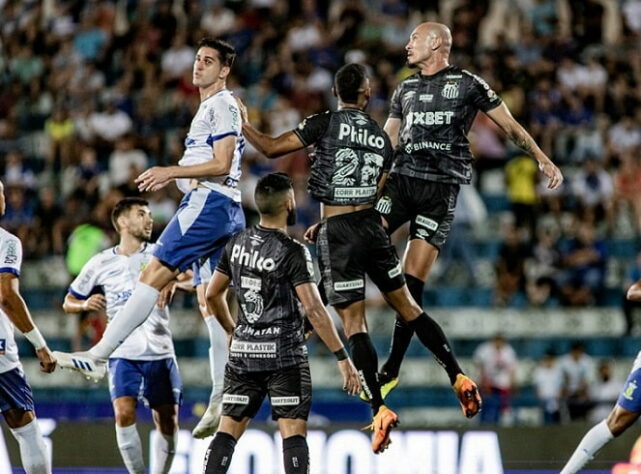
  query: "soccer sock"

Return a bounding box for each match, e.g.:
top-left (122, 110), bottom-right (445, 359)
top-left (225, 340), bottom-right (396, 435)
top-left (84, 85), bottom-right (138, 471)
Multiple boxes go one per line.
top-left (115, 424), bottom-right (145, 474)
top-left (205, 315), bottom-right (228, 405)
top-left (349, 332), bottom-right (383, 414)
top-left (10, 419), bottom-right (50, 474)
top-left (560, 420), bottom-right (614, 474)
top-left (90, 282), bottom-right (159, 358)
top-left (152, 431), bottom-right (176, 474)
top-left (381, 274), bottom-right (423, 378)
top-left (282, 435), bottom-right (309, 474)
top-left (407, 312), bottom-right (462, 385)
top-left (204, 432), bottom-right (237, 474)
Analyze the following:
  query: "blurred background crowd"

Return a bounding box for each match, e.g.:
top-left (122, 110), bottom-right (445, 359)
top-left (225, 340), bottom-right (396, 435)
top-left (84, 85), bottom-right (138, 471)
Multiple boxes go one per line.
top-left (2, 0), bottom-right (641, 427)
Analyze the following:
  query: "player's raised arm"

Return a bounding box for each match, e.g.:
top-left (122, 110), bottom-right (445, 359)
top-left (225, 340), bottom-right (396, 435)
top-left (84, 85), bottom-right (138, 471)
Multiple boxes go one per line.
top-left (295, 282), bottom-right (361, 395)
top-left (485, 103), bottom-right (564, 189)
top-left (236, 97), bottom-right (306, 159)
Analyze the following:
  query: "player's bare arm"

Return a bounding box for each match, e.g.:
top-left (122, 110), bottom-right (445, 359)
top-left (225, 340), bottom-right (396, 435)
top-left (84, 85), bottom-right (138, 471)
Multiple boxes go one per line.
top-left (136, 135), bottom-right (237, 192)
top-left (627, 280), bottom-right (641, 301)
top-left (62, 293), bottom-right (106, 313)
top-left (295, 282), bottom-right (361, 395)
top-left (205, 270), bottom-right (235, 334)
top-left (383, 117), bottom-right (401, 149)
top-left (486, 103), bottom-right (564, 189)
top-left (236, 97), bottom-right (306, 158)
top-left (0, 273), bottom-right (56, 373)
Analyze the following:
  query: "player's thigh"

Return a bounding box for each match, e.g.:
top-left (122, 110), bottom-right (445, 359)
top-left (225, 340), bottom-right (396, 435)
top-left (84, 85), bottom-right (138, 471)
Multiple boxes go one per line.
top-left (362, 215), bottom-right (406, 294)
top-left (141, 358), bottom-right (183, 408)
top-left (267, 363), bottom-right (312, 422)
top-left (316, 216), bottom-right (367, 307)
top-left (334, 300), bottom-right (367, 337)
top-left (152, 403), bottom-right (179, 434)
top-left (108, 358), bottom-right (144, 402)
top-left (221, 365), bottom-right (267, 421)
top-left (277, 418), bottom-right (307, 439)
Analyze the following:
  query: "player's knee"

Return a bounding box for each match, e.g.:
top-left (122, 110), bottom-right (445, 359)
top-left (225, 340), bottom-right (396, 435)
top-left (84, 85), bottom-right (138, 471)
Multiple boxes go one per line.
top-left (115, 409), bottom-right (136, 427)
top-left (607, 412), bottom-right (632, 437)
top-left (156, 415), bottom-right (178, 435)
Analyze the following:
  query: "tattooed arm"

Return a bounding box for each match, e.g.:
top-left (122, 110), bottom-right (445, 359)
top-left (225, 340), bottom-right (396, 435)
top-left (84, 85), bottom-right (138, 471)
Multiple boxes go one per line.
top-left (486, 103), bottom-right (563, 189)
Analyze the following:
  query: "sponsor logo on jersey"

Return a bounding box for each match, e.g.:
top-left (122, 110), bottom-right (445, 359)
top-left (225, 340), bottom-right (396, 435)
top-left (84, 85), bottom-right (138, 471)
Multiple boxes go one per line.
top-left (388, 263), bottom-right (402, 279)
top-left (238, 325), bottom-right (281, 337)
top-left (249, 235), bottom-right (264, 247)
top-left (222, 394), bottom-right (250, 405)
top-left (230, 340), bottom-right (277, 354)
top-left (375, 196), bottom-right (392, 215)
top-left (445, 74), bottom-right (463, 79)
top-left (416, 228), bottom-right (430, 240)
top-left (334, 187), bottom-right (377, 199)
top-left (405, 141), bottom-right (452, 154)
top-left (0, 339), bottom-right (5, 354)
top-left (408, 111), bottom-right (454, 126)
top-left (4, 240), bottom-right (17, 265)
top-left (441, 82), bottom-right (459, 99)
top-left (419, 94), bottom-right (433, 102)
top-left (271, 396), bottom-right (301, 406)
top-left (416, 215), bottom-right (438, 231)
top-left (338, 124), bottom-right (386, 149)
top-left (241, 276), bottom-right (261, 291)
top-left (623, 380), bottom-right (638, 400)
top-left (334, 279), bottom-right (365, 291)
top-left (231, 244), bottom-right (276, 272)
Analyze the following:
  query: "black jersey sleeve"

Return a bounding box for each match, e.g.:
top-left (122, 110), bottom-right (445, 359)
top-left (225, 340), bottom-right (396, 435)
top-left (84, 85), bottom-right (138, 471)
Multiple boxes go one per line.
top-left (381, 134), bottom-right (394, 172)
top-left (282, 242), bottom-right (315, 288)
top-left (464, 70), bottom-right (502, 113)
top-left (215, 244), bottom-right (232, 276)
top-left (388, 83), bottom-right (403, 119)
top-left (292, 112), bottom-right (331, 146)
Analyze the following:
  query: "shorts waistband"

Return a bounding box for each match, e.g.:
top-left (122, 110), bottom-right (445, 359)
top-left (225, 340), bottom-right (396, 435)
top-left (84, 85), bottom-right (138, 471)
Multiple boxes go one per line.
top-left (324, 207), bottom-right (379, 223)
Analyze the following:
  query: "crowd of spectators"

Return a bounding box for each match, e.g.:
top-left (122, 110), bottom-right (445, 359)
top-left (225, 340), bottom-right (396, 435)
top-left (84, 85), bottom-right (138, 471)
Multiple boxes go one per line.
top-left (1, 0), bottom-right (641, 311)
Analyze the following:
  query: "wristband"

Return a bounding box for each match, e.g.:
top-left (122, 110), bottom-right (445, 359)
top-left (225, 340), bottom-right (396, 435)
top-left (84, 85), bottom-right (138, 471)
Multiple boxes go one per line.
top-left (24, 328), bottom-right (46, 350)
top-left (333, 347), bottom-right (348, 361)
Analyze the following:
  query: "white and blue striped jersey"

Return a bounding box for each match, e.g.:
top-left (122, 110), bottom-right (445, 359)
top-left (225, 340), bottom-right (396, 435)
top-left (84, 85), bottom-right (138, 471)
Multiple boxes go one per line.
top-left (0, 228), bottom-right (23, 374)
top-left (69, 243), bottom-right (175, 361)
top-left (177, 88), bottom-right (244, 202)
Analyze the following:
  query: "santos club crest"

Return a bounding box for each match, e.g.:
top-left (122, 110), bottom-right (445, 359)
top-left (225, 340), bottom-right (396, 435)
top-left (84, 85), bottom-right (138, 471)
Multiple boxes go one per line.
top-left (441, 82), bottom-right (459, 99)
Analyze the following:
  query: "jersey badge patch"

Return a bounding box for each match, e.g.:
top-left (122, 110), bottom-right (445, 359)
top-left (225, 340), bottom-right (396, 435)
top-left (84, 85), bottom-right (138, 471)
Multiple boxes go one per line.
top-left (442, 82), bottom-right (459, 99)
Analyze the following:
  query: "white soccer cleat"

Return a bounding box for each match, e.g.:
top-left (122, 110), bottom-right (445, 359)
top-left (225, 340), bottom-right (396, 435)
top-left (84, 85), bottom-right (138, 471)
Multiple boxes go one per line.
top-left (53, 351), bottom-right (107, 382)
top-left (192, 402), bottom-right (222, 439)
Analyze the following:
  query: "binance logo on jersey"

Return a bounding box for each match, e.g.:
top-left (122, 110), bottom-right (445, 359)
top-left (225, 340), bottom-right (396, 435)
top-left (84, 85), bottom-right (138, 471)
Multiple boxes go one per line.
top-left (231, 244), bottom-right (276, 271)
top-left (338, 124), bottom-right (385, 149)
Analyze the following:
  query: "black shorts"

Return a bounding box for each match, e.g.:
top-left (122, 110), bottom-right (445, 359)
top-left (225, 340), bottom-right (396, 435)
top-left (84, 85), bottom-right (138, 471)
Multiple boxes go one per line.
top-left (221, 362), bottom-right (312, 421)
top-left (375, 173), bottom-right (460, 250)
top-left (317, 207), bottom-right (405, 306)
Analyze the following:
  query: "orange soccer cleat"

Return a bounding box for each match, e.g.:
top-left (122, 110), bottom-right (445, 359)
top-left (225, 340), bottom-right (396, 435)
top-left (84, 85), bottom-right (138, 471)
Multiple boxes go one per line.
top-left (453, 374), bottom-right (482, 418)
top-left (366, 405), bottom-right (399, 454)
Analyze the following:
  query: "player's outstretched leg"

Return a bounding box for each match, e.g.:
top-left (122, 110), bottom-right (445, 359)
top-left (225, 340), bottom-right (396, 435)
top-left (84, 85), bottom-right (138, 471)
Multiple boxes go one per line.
top-left (9, 417), bottom-right (50, 474)
top-left (53, 350), bottom-right (107, 381)
top-left (453, 374), bottom-right (482, 419)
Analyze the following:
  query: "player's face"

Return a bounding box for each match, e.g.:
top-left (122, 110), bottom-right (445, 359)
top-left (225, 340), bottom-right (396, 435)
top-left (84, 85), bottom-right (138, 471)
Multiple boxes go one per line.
top-left (406, 26), bottom-right (433, 66)
top-left (125, 205), bottom-right (153, 241)
top-left (193, 47), bottom-right (228, 88)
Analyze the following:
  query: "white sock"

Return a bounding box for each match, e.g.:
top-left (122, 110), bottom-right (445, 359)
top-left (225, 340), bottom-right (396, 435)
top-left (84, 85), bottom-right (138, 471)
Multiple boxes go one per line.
top-left (10, 419), bottom-right (50, 474)
top-left (91, 282), bottom-right (159, 358)
top-left (152, 431), bottom-right (176, 474)
top-left (115, 424), bottom-right (145, 474)
top-left (205, 315), bottom-right (228, 405)
top-left (560, 420), bottom-right (614, 474)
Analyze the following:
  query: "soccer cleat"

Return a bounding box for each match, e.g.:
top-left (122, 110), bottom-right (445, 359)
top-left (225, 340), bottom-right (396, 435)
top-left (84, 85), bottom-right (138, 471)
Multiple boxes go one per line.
top-left (53, 351), bottom-right (107, 382)
top-left (192, 401), bottom-right (222, 439)
top-left (359, 373), bottom-right (399, 403)
top-left (366, 405), bottom-right (399, 454)
top-left (452, 374), bottom-right (482, 418)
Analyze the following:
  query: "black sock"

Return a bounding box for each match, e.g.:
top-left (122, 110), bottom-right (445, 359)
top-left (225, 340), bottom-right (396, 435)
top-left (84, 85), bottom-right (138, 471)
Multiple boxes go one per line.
top-left (204, 432), bottom-right (237, 474)
top-left (282, 435), bottom-right (309, 474)
top-left (381, 274), bottom-right (423, 378)
top-left (407, 312), bottom-right (462, 385)
top-left (349, 332), bottom-right (383, 413)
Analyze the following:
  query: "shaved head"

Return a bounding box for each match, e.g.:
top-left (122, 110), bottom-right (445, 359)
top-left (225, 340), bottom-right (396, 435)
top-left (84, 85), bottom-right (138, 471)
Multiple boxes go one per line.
top-left (406, 22), bottom-right (452, 70)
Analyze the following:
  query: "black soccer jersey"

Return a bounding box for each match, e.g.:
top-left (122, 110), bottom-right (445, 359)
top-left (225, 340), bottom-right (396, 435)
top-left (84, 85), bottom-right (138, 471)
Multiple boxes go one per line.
top-left (216, 225), bottom-right (315, 372)
top-left (293, 108), bottom-right (394, 206)
top-left (388, 65), bottom-right (502, 185)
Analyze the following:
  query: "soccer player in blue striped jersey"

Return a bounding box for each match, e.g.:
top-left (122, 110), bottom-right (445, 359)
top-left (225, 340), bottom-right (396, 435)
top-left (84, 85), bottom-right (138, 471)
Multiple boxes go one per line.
top-left (54, 37), bottom-right (246, 411)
